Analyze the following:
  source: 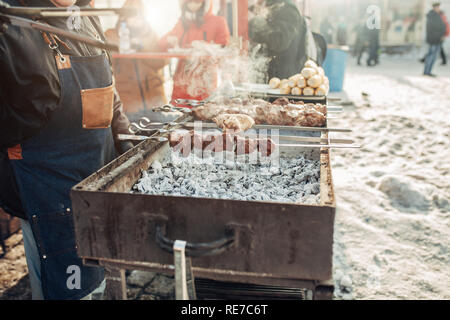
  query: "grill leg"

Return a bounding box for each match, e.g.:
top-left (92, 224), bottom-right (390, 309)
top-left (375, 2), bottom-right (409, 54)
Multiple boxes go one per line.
top-left (313, 279), bottom-right (334, 300)
top-left (104, 268), bottom-right (127, 300)
top-left (173, 240), bottom-right (196, 300)
top-left (186, 258), bottom-right (197, 300)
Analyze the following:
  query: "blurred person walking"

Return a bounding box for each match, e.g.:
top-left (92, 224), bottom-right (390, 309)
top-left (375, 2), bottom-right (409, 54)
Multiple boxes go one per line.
top-left (159, 0), bottom-right (230, 104)
top-left (420, 9), bottom-right (449, 65)
top-left (423, 2), bottom-right (447, 77)
top-left (366, 27), bottom-right (380, 66)
top-left (438, 10), bottom-right (449, 65)
top-left (336, 18), bottom-right (348, 46)
top-left (320, 16), bottom-right (334, 45)
top-left (353, 20), bottom-right (368, 66)
top-left (105, 0), bottom-right (169, 121)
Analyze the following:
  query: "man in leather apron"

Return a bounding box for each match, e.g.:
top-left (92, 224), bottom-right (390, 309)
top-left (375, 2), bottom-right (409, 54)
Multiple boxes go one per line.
top-left (0, 0), bottom-right (133, 299)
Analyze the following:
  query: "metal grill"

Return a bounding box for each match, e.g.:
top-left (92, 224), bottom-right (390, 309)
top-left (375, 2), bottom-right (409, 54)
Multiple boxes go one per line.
top-left (71, 97), bottom-right (344, 300)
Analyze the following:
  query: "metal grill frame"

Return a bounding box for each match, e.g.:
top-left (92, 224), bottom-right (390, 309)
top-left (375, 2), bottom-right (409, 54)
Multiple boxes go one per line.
top-left (71, 108), bottom-right (336, 300)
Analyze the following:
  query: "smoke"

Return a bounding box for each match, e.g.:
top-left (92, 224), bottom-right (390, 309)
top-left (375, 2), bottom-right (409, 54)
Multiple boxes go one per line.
top-left (180, 41), bottom-right (223, 98)
top-left (217, 42), bottom-right (271, 86)
top-left (246, 43), bottom-right (271, 84)
top-left (174, 41), bottom-right (270, 99)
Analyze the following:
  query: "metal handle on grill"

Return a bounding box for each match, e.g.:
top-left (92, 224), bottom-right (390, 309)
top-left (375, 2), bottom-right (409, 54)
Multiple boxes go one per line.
top-left (155, 225), bottom-right (236, 257)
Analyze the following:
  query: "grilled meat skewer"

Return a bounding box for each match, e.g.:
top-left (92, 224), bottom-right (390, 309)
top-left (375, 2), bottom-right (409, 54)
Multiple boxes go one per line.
top-left (212, 114), bottom-right (256, 133)
top-left (169, 130), bottom-right (276, 157)
top-left (192, 98), bottom-right (327, 128)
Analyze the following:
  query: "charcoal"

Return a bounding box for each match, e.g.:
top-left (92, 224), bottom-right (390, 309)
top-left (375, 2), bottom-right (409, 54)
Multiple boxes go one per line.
top-left (133, 152), bottom-right (321, 205)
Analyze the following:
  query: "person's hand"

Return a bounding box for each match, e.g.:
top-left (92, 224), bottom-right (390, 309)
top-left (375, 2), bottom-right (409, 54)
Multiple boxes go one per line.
top-left (167, 36), bottom-right (179, 48)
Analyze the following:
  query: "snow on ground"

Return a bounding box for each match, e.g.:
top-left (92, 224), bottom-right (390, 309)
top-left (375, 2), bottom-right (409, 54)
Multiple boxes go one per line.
top-left (329, 55), bottom-right (450, 299)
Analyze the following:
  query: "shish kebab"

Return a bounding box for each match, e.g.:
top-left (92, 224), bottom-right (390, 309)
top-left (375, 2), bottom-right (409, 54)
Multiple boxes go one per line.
top-left (194, 97), bottom-right (327, 128)
top-left (123, 113), bottom-right (359, 149)
top-left (125, 98), bottom-right (359, 148)
top-left (166, 129), bottom-right (359, 159)
top-left (190, 102), bottom-right (359, 149)
top-left (146, 98), bottom-right (348, 133)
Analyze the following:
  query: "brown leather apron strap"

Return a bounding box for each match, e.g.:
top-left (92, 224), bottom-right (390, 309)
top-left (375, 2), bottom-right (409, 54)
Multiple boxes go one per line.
top-left (41, 31), bottom-right (54, 46)
top-left (39, 26), bottom-right (71, 50)
top-left (39, 29), bottom-right (71, 68)
top-left (35, 19), bottom-right (72, 70)
top-left (51, 34), bottom-right (71, 51)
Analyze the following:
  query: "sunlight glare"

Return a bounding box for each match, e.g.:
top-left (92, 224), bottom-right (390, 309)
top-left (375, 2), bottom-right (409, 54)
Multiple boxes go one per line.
top-left (144, 0), bottom-right (181, 37)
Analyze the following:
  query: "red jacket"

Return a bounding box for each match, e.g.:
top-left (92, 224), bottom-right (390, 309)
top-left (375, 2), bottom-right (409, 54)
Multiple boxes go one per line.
top-left (159, 8), bottom-right (230, 103)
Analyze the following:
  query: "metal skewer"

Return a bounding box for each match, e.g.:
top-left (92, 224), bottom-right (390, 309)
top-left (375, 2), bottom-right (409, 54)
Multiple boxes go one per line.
top-left (127, 134), bottom-right (358, 149)
top-left (237, 133), bottom-right (354, 145)
top-left (0, 4), bottom-right (138, 19)
top-left (232, 134), bottom-right (359, 149)
top-left (117, 134), bottom-right (168, 142)
top-left (137, 117), bottom-right (178, 128)
top-left (0, 13), bottom-right (118, 51)
top-left (128, 123), bottom-right (170, 134)
top-left (276, 143), bottom-right (360, 149)
top-left (153, 104), bottom-right (192, 113)
top-left (174, 98), bottom-right (342, 110)
top-left (278, 136), bottom-right (354, 144)
top-left (326, 106), bottom-right (343, 112)
top-left (181, 122), bottom-right (352, 133)
top-left (130, 120), bottom-right (352, 134)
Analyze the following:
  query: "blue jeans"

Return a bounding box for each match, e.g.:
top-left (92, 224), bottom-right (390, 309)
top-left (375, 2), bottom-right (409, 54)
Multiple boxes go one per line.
top-left (424, 44), bottom-right (441, 75)
top-left (20, 219), bottom-right (106, 300)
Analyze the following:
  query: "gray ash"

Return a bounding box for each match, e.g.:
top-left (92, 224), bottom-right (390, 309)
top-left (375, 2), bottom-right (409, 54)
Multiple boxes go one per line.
top-left (132, 152), bottom-right (321, 204)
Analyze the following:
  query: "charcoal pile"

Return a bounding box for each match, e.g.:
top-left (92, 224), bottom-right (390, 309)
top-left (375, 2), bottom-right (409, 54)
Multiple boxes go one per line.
top-left (132, 152), bottom-right (321, 205)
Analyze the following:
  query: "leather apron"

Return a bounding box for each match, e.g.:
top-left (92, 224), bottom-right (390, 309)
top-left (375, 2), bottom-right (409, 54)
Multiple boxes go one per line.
top-left (7, 38), bottom-right (116, 299)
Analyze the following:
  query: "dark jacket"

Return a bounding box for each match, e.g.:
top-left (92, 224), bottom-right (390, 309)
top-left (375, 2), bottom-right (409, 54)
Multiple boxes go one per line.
top-left (426, 9), bottom-right (447, 44)
top-left (249, 0), bottom-right (310, 80)
top-left (336, 23), bottom-right (348, 46)
top-left (0, 0), bottom-right (131, 219)
top-left (320, 19), bottom-right (334, 45)
top-left (353, 23), bottom-right (367, 51)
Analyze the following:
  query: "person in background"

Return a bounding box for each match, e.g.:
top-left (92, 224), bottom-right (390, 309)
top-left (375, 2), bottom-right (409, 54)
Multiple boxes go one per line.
top-left (366, 26), bottom-right (380, 66)
top-left (336, 17), bottom-right (348, 46)
top-left (423, 2), bottom-right (447, 77)
top-left (439, 10), bottom-right (449, 65)
top-left (420, 9), bottom-right (449, 66)
top-left (320, 16), bottom-right (334, 45)
top-left (353, 19), bottom-right (368, 66)
top-left (159, 0), bottom-right (230, 104)
top-left (248, 0), bottom-right (314, 80)
top-left (105, 0), bottom-right (168, 121)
